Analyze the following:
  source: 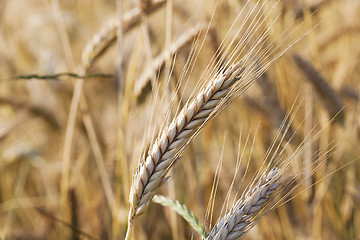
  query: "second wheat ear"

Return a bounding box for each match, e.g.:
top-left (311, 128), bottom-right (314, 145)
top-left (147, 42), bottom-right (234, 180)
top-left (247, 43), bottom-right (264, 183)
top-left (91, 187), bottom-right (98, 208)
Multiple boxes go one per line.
top-left (207, 168), bottom-right (284, 240)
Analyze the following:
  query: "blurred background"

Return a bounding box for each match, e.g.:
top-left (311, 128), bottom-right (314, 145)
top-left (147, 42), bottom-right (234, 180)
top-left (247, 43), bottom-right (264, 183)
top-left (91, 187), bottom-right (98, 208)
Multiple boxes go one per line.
top-left (0, 0), bottom-right (360, 239)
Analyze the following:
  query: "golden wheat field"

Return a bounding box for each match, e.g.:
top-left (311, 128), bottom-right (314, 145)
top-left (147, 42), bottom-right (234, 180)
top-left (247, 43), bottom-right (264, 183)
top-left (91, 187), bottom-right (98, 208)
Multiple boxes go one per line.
top-left (1, 0), bottom-right (360, 239)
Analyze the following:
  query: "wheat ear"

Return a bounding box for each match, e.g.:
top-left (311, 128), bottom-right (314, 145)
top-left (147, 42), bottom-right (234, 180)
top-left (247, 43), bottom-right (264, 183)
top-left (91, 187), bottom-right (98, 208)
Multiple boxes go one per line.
top-left (207, 168), bottom-right (284, 240)
top-left (127, 61), bottom-right (245, 223)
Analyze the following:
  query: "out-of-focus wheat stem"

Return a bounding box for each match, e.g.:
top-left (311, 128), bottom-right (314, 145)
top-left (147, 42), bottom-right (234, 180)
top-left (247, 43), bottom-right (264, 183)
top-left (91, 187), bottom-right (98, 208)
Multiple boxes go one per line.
top-left (52, 0), bottom-right (78, 237)
top-left (68, 188), bottom-right (79, 240)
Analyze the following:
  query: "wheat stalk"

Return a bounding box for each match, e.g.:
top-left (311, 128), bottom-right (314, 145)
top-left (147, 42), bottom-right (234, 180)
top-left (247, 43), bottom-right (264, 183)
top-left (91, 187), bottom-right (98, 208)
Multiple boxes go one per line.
top-left (207, 167), bottom-right (284, 240)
